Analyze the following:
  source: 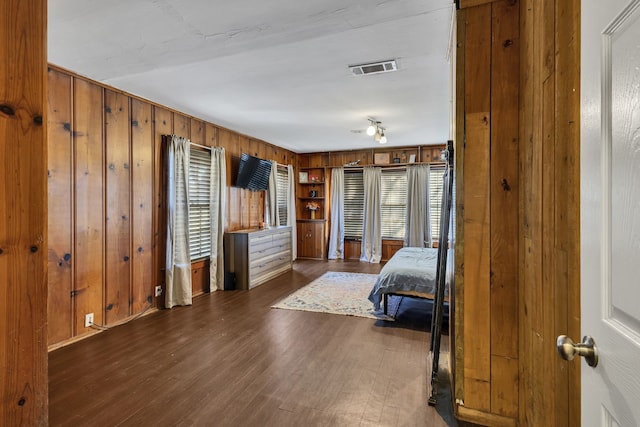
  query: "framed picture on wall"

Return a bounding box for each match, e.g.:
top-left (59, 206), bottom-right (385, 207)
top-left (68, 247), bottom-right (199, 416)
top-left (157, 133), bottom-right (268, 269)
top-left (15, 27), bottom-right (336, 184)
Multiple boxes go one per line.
top-left (299, 171), bottom-right (308, 183)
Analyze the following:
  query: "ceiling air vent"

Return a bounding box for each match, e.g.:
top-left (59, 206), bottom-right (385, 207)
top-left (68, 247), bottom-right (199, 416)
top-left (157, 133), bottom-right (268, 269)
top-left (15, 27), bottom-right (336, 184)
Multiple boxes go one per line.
top-left (349, 59), bottom-right (397, 76)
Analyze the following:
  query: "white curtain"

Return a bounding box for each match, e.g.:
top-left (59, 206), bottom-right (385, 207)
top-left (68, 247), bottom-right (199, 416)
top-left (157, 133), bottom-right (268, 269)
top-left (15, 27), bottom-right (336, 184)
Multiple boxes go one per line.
top-left (405, 164), bottom-right (432, 248)
top-left (286, 164), bottom-right (297, 260)
top-left (327, 167), bottom-right (344, 259)
top-left (209, 147), bottom-right (227, 292)
top-left (265, 160), bottom-right (278, 227)
top-left (166, 135), bottom-right (192, 308)
top-left (360, 167), bottom-right (382, 263)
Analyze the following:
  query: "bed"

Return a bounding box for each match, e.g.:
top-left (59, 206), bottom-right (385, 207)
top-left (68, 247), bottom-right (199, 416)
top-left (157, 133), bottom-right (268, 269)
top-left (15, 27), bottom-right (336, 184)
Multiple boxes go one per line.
top-left (367, 247), bottom-right (451, 315)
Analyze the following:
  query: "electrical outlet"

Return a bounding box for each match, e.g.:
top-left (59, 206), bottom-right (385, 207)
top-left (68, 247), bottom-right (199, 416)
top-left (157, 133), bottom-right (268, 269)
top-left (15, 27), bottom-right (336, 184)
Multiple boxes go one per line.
top-left (155, 286), bottom-right (162, 297)
top-left (84, 313), bottom-right (94, 328)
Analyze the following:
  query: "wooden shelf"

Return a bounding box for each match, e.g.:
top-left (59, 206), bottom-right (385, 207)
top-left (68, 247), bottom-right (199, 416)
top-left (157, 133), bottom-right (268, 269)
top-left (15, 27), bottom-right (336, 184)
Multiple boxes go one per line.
top-left (296, 158), bottom-right (327, 258)
top-left (343, 161), bottom-right (443, 168)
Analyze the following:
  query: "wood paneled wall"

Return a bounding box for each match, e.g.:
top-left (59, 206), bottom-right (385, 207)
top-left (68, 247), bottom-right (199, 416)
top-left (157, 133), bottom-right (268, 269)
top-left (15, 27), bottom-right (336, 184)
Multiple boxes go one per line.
top-left (454, 0), bottom-right (580, 426)
top-left (47, 66), bottom-right (297, 348)
top-left (0, 0), bottom-right (48, 424)
top-left (519, 0), bottom-right (581, 426)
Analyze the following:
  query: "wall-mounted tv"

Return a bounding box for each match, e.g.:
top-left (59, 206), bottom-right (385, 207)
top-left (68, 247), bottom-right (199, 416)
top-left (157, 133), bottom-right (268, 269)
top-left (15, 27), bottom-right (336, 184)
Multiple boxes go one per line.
top-left (235, 153), bottom-right (272, 191)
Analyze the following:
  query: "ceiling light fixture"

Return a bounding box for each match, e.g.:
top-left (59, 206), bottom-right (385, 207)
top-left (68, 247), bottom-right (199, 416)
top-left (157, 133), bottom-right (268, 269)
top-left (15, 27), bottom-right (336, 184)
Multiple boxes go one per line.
top-left (366, 119), bottom-right (378, 136)
top-left (366, 119), bottom-right (387, 144)
top-left (379, 130), bottom-right (387, 144)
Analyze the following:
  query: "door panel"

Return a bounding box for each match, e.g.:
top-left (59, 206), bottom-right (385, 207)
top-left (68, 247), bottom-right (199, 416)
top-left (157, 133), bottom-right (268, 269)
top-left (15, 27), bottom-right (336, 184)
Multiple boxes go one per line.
top-left (581, 1), bottom-right (640, 425)
top-left (609, 6), bottom-right (640, 333)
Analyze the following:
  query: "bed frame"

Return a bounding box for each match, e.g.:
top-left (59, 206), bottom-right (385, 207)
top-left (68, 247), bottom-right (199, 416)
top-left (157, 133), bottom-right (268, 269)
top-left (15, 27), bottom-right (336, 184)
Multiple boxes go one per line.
top-left (382, 291), bottom-right (448, 316)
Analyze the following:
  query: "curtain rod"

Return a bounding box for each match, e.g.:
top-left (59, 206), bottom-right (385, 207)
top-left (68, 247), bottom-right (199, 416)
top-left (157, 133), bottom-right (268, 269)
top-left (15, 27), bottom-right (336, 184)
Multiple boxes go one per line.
top-left (164, 134), bottom-right (217, 151)
top-left (189, 142), bottom-right (213, 151)
top-left (342, 163), bottom-right (432, 171)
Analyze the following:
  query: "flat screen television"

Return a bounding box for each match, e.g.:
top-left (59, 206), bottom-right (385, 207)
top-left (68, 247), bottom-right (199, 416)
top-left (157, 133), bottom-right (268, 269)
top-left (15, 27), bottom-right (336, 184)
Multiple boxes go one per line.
top-left (235, 153), bottom-right (272, 191)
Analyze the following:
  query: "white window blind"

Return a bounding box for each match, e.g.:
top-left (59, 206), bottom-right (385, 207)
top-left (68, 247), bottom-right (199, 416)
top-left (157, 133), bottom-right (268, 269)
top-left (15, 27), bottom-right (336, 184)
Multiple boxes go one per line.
top-left (276, 167), bottom-right (289, 225)
top-left (381, 169), bottom-right (407, 239)
top-left (429, 166), bottom-right (445, 242)
top-left (343, 167), bottom-right (434, 241)
top-left (344, 170), bottom-right (364, 238)
top-left (174, 151), bottom-right (189, 257)
top-left (189, 147), bottom-right (211, 260)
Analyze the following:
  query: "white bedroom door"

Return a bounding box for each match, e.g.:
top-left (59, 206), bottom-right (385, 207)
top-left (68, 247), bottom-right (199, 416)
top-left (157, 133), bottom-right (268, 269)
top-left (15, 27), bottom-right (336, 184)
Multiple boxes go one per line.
top-left (577, 0), bottom-right (640, 425)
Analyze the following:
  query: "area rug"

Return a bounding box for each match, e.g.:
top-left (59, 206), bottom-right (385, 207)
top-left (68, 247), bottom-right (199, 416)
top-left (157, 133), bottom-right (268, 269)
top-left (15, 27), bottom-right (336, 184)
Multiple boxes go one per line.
top-left (271, 271), bottom-right (401, 320)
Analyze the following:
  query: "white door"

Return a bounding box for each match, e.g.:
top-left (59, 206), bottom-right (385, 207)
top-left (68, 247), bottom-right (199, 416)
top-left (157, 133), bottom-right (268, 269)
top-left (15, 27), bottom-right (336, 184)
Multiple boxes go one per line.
top-left (580, 0), bottom-right (640, 425)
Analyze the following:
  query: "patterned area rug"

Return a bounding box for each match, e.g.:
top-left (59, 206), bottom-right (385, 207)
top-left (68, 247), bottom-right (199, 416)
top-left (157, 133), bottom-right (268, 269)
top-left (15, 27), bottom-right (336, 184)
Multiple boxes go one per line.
top-left (271, 271), bottom-right (401, 320)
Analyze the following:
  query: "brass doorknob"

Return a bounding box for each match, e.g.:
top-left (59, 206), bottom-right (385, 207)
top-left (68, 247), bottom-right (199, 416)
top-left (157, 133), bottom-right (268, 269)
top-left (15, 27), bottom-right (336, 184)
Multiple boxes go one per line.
top-left (556, 335), bottom-right (598, 367)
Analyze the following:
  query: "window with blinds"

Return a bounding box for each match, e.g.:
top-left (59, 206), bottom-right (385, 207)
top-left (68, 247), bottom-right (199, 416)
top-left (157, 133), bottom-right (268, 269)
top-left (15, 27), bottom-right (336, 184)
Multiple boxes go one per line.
top-left (429, 166), bottom-right (445, 242)
top-left (342, 167), bottom-right (441, 242)
top-left (276, 167), bottom-right (289, 225)
top-left (189, 147), bottom-right (212, 260)
top-left (381, 169), bottom-right (407, 239)
top-left (343, 170), bottom-right (364, 239)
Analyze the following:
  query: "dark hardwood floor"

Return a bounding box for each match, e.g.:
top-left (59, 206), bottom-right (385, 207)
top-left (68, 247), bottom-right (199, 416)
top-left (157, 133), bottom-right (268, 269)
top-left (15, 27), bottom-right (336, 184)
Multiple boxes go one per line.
top-left (49, 260), bottom-right (461, 427)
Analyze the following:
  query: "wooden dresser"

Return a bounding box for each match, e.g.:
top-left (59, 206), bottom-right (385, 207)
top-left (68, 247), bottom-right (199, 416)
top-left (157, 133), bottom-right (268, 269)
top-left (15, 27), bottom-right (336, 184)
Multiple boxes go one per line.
top-left (224, 226), bottom-right (292, 290)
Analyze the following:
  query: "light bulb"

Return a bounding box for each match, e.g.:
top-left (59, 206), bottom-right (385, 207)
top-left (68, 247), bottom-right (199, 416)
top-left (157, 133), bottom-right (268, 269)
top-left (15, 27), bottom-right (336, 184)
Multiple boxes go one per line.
top-left (379, 133), bottom-right (387, 144)
top-left (374, 130), bottom-right (381, 142)
top-left (366, 124), bottom-right (376, 136)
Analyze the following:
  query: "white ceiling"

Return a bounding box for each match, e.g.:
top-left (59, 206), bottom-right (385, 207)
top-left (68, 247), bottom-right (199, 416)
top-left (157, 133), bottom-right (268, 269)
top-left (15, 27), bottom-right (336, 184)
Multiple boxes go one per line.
top-left (48, 0), bottom-right (454, 153)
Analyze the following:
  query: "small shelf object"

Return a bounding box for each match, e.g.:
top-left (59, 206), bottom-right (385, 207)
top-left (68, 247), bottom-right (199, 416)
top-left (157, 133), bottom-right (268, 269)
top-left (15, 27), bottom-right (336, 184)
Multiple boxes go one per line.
top-left (306, 200), bottom-right (321, 219)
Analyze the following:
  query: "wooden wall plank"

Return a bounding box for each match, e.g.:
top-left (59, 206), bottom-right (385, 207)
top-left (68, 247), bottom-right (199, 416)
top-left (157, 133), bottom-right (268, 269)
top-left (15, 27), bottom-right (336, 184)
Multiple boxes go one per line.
top-left (205, 123), bottom-right (218, 148)
top-left (490, 0), bottom-right (519, 360)
top-left (462, 112), bottom-right (491, 411)
top-left (242, 136), bottom-right (254, 156)
top-left (153, 107), bottom-right (173, 308)
top-left (462, 2), bottom-right (492, 411)
top-left (249, 138), bottom-right (265, 228)
top-left (190, 118), bottom-right (204, 145)
top-left (0, 0), bottom-right (48, 421)
top-left (309, 154), bottom-right (326, 168)
top-left (131, 99), bottom-right (154, 313)
top-left (249, 137), bottom-right (263, 158)
top-left (489, 0), bottom-right (520, 418)
top-left (453, 7), bottom-right (467, 405)
top-left (73, 79), bottom-right (105, 333)
top-left (221, 129), bottom-right (240, 158)
top-left (47, 68), bottom-right (74, 345)
top-left (490, 355), bottom-right (519, 418)
top-left (219, 129), bottom-right (242, 231)
top-left (104, 90), bottom-right (132, 324)
top-left (524, 1), bottom-right (549, 425)
top-left (556, 1), bottom-right (582, 426)
top-left (541, 68), bottom-right (557, 423)
top-left (174, 114), bottom-right (189, 139)
top-left (518, 0), bottom-right (535, 422)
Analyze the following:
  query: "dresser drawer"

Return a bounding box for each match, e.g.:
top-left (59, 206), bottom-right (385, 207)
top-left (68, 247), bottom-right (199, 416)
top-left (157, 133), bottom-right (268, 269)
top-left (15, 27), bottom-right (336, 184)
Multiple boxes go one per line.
top-left (249, 235), bottom-right (273, 253)
top-left (250, 250), bottom-right (290, 276)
